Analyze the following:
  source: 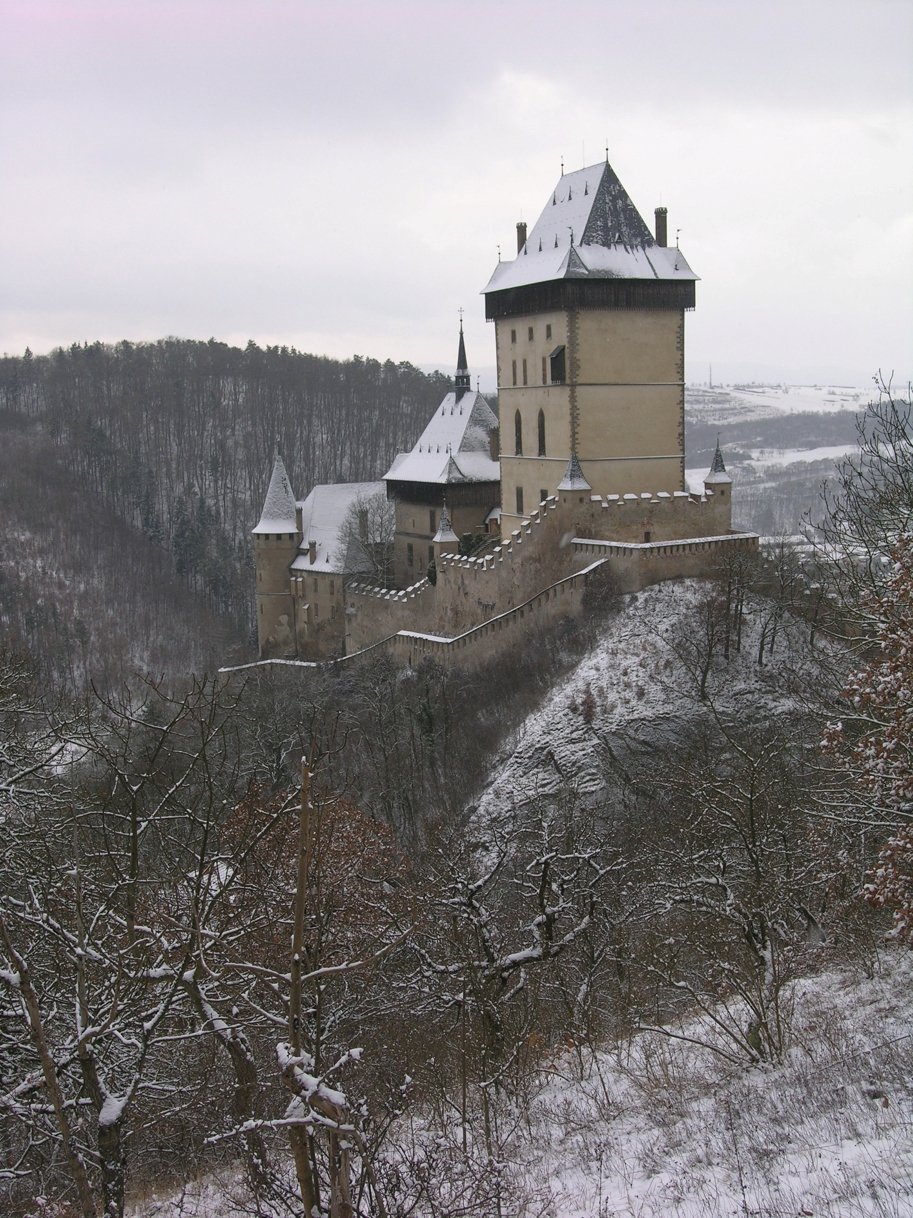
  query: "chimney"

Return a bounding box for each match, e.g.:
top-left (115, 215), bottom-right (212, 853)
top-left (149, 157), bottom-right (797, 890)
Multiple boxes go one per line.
top-left (654, 207), bottom-right (668, 248)
top-left (308, 539), bottom-right (316, 564)
top-left (295, 504), bottom-right (303, 538)
top-left (516, 221), bottom-right (527, 253)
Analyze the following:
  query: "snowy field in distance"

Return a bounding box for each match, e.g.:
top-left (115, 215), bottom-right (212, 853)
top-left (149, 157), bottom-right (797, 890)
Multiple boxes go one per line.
top-left (687, 383), bottom-right (871, 425)
top-left (685, 442), bottom-right (859, 493)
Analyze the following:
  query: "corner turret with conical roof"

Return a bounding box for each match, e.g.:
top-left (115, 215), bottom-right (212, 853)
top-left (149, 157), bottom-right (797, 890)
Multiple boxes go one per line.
top-left (253, 452), bottom-right (298, 534)
top-left (253, 451), bottom-right (301, 657)
top-left (703, 439), bottom-right (733, 528)
top-left (704, 439), bottom-right (732, 488)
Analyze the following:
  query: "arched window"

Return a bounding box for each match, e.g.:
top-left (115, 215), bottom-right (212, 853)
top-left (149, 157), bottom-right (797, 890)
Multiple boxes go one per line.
top-left (514, 409), bottom-right (523, 456)
top-left (537, 409), bottom-right (546, 456)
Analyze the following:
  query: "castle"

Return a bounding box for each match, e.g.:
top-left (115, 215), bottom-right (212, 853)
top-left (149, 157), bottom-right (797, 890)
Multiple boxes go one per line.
top-left (253, 158), bottom-right (758, 668)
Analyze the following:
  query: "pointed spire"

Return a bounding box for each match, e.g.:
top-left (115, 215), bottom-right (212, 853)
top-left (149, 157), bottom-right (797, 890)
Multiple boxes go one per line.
top-left (253, 452), bottom-right (298, 534)
top-left (557, 453), bottom-right (591, 492)
top-left (455, 315), bottom-right (471, 401)
top-left (704, 438), bottom-right (732, 486)
top-left (433, 501), bottom-right (458, 544)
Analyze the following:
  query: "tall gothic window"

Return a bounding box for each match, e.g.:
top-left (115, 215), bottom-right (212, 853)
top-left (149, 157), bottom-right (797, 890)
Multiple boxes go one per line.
top-left (514, 409), bottom-right (523, 456)
top-left (537, 409), bottom-right (546, 456)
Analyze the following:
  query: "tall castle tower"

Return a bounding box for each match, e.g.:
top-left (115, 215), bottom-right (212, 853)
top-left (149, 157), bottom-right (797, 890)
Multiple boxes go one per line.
top-left (483, 160), bottom-right (697, 531)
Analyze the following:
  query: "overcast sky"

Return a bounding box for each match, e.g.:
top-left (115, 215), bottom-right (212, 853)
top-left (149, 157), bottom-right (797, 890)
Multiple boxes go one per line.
top-left (4, 0), bottom-right (912, 388)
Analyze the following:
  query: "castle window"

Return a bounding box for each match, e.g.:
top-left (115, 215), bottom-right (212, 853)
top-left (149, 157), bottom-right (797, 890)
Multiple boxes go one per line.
top-left (429, 509), bottom-right (436, 533)
top-left (644, 531), bottom-right (652, 543)
top-left (549, 345), bottom-right (566, 384)
top-left (541, 357), bottom-right (547, 384)
top-left (546, 323), bottom-right (552, 340)
top-left (428, 545), bottom-right (434, 565)
top-left (539, 488), bottom-right (548, 505)
top-left (512, 359), bottom-right (517, 386)
top-left (516, 486), bottom-right (524, 515)
top-left (510, 328), bottom-right (516, 343)
top-left (514, 409), bottom-right (523, 456)
top-left (528, 326), bottom-right (534, 341)
top-left (522, 358), bottom-right (528, 386)
top-left (537, 408), bottom-right (546, 456)
top-left (407, 543), bottom-right (414, 567)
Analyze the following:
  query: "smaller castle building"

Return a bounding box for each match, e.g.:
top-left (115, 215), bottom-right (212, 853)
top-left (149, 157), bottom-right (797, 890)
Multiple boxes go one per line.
top-left (383, 324), bottom-right (499, 588)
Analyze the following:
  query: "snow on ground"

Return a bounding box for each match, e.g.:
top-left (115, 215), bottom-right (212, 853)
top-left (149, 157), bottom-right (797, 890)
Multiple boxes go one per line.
top-left (517, 949), bottom-right (913, 1217)
top-left (687, 383), bottom-right (870, 425)
top-left (127, 951), bottom-right (913, 1217)
top-left (473, 580), bottom-right (828, 824)
top-left (744, 443), bottom-right (860, 470)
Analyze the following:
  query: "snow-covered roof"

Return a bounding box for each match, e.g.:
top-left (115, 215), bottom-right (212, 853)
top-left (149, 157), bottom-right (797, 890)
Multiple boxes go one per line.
top-left (483, 161), bottom-right (697, 296)
top-left (253, 454), bottom-right (298, 534)
top-left (384, 390), bottom-right (499, 486)
top-left (558, 453), bottom-right (592, 492)
top-left (704, 441), bottom-right (732, 486)
top-left (290, 481), bottom-right (385, 574)
top-left (433, 504), bottom-right (458, 544)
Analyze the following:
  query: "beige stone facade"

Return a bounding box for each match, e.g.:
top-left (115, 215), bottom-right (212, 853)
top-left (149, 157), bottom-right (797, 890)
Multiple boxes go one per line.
top-left (497, 307), bottom-right (685, 533)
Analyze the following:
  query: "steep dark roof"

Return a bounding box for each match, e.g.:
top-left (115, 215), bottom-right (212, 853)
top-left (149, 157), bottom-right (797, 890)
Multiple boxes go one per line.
top-left (483, 159), bottom-right (697, 298)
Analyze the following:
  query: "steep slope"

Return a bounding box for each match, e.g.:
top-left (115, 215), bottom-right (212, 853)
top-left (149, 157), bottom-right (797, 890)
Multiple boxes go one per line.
top-left (474, 580), bottom-right (836, 822)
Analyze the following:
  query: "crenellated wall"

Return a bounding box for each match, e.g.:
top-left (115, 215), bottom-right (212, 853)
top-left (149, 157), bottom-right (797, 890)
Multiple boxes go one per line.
top-left (573, 532), bottom-right (758, 594)
top-left (385, 557), bottom-right (607, 669)
top-left (345, 575), bottom-right (435, 651)
top-left (341, 484), bottom-right (750, 658)
top-left (575, 486), bottom-right (731, 543)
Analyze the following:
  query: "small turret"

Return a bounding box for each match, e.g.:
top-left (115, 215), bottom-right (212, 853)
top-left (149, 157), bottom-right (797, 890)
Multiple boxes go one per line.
top-left (703, 440), bottom-right (732, 495)
top-left (432, 502), bottom-right (459, 563)
top-left (253, 452), bottom-right (298, 535)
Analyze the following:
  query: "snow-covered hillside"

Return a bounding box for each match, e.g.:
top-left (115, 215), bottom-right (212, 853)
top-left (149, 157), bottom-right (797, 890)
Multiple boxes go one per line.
top-left (475, 580), bottom-right (833, 823)
top-left (516, 950), bottom-right (913, 1217)
top-left (127, 951), bottom-right (913, 1218)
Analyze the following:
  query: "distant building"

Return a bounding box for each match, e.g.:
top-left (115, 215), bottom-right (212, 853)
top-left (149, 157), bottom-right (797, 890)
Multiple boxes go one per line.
top-left (254, 158), bottom-right (757, 666)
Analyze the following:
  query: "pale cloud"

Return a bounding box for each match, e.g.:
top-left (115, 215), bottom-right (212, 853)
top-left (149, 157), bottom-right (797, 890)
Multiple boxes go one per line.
top-left (2, 0), bottom-right (911, 384)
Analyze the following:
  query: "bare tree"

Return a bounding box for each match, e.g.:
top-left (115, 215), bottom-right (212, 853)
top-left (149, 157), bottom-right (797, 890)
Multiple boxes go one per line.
top-left (339, 490), bottom-right (396, 587)
top-left (813, 375), bottom-right (913, 646)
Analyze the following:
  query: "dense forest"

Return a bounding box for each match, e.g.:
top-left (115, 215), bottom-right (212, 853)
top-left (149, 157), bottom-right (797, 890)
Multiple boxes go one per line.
top-left (0, 387), bottom-right (910, 1216)
top-left (0, 340), bottom-right (451, 686)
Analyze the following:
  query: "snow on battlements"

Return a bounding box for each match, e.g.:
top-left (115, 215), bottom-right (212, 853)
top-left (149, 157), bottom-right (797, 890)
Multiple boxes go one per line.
top-left (438, 495), bottom-right (561, 573)
top-left (347, 576), bottom-right (431, 602)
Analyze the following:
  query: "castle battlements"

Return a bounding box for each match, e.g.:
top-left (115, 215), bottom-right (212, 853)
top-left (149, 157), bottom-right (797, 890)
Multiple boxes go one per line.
top-left (347, 576), bottom-right (431, 602)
